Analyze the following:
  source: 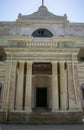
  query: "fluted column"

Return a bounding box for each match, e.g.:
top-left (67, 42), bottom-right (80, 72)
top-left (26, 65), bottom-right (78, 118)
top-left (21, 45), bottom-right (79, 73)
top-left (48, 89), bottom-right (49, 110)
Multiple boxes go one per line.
top-left (60, 62), bottom-right (67, 110)
top-left (25, 62), bottom-right (32, 112)
top-left (9, 61), bottom-right (17, 110)
top-left (15, 61), bottom-right (24, 110)
top-left (52, 62), bottom-right (59, 112)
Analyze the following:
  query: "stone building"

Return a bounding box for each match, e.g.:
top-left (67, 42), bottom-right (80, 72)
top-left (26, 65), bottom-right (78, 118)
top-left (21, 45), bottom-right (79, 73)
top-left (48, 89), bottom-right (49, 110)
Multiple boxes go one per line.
top-left (0, 4), bottom-right (84, 124)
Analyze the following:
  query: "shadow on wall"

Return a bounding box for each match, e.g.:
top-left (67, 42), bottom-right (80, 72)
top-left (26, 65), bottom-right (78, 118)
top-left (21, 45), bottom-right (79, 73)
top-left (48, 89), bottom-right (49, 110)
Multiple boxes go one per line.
top-left (0, 47), bottom-right (6, 61)
top-left (0, 83), bottom-right (2, 108)
top-left (81, 84), bottom-right (84, 111)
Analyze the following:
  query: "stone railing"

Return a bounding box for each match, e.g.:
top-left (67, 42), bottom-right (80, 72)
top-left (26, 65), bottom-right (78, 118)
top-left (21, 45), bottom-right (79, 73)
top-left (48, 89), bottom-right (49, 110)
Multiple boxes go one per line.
top-left (8, 41), bottom-right (76, 49)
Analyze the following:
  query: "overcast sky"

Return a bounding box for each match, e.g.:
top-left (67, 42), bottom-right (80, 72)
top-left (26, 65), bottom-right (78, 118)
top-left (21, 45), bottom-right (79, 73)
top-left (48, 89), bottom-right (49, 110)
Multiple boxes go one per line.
top-left (0, 0), bottom-right (84, 22)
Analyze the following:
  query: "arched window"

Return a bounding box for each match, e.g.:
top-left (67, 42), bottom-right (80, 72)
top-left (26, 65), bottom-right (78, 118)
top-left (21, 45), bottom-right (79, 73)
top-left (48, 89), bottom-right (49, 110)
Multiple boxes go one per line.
top-left (32, 29), bottom-right (53, 37)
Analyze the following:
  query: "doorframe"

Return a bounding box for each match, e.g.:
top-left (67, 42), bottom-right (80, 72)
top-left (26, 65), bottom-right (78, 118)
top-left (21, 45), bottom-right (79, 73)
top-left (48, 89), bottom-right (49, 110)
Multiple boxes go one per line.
top-left (35, 87), bottom-right (48, 108)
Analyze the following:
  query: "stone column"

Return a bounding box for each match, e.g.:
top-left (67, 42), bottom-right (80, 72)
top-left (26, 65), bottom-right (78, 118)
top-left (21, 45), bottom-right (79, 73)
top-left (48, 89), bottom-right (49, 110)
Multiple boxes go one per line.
top-left (60, 62), bottom-right (67, 110)
top-left (9, 61), bottom-right (17, 110)
top-left (67, 62), bottom-right (82, 110)
top-left (52, 62), bottom-right (59, 112)
top-left (15, 61), bottom-right (24, 110)
top-left (25, 62), bottom-right (32, 112)
top-left (1, 62), bottom-right (10, 110)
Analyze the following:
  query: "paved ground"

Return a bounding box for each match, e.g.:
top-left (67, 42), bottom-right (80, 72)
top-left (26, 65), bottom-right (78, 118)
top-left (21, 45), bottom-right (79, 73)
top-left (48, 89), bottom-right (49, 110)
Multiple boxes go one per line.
top-left (0, 124), bottom-right (84, 130)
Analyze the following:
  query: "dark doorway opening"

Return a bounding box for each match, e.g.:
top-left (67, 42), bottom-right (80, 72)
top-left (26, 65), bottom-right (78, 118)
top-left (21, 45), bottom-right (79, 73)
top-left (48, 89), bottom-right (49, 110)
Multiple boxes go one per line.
top-left (36, 88), bottom-right (47, 107)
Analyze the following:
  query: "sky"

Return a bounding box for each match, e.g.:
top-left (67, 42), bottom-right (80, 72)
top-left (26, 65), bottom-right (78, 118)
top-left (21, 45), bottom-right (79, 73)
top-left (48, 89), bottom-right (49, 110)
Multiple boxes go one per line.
top-left (0, 0), bottom-right (84, 22)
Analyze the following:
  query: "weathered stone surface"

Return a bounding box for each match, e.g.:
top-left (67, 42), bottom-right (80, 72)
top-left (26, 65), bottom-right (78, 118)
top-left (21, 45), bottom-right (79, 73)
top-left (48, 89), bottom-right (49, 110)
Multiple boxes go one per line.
top-left (0, 4), bottom-right (84, 124)
top-left (9, 62), bottom-right (17, 110)
top-left (0, 6), bottom-right (84, 37)
top-left (15, 62), bottom-right (24, 110)
top-left (25, 62), bottom-right (32, 112)
top-left (0, 111), bottom-right (82, 124)
top-left (0, 111), bottom-right (6, 123)
top-left (52, 62), bottom-right (59, 111)
top-left (60, 62), bottom-right (67, 110)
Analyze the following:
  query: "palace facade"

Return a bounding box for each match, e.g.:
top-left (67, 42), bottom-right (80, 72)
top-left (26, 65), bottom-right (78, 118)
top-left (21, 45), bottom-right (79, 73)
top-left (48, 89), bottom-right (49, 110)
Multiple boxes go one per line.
top-left (0, 5), bottom-right (84, 124)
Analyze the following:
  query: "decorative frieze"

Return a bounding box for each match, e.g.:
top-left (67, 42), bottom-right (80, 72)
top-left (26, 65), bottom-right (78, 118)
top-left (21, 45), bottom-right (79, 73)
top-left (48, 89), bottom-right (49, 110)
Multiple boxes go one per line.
top-left (7, 41), bottom-right (77, 48)
top-left (6, 54), bottom-right (78, 61)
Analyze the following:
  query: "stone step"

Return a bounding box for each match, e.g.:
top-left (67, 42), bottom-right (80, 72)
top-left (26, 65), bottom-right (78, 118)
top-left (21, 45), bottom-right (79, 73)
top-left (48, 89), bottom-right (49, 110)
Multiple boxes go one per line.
top-left (6, 111), bottom-right (83, 124)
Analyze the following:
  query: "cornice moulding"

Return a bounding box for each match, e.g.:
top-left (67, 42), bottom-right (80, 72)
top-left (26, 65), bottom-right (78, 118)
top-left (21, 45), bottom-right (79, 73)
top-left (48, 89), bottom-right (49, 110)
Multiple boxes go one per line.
top-left (0, 36), bottom-right (84, 42)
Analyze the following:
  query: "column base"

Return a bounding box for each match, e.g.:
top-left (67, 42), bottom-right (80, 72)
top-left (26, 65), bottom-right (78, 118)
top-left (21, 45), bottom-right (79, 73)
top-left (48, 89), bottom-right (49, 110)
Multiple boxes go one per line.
top-left (52, 108), bottom-right (59, 112)
top-left (25, 107), bottom-right (32, 112)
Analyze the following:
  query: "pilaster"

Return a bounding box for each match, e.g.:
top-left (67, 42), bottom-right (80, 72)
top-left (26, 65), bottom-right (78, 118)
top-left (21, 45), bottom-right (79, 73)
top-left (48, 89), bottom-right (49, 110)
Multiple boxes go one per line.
top-left (25, 61), bottom-right (32, 112)
top-left (60, 62), bottom-right (67, 110)
top-left (67, 62), bottom-right (82, 110)
top-left (52, 62), bottom-right (59, 112)
top-left (1, 62), bottom-right (10, 110)
top-left (9, 61), bottom-right (17, 110)
top-left (15, 61), bottom-right (24, 110)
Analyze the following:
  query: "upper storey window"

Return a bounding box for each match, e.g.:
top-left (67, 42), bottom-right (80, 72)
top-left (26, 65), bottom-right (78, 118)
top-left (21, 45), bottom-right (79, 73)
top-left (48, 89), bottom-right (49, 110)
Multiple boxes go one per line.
top-left (32, 29), bottom-right (53, 37)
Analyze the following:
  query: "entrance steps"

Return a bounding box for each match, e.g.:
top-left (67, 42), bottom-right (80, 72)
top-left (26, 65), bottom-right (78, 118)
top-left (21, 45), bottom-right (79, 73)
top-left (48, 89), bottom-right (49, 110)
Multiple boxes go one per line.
top-left (7, 111), bottom-right (82, 124)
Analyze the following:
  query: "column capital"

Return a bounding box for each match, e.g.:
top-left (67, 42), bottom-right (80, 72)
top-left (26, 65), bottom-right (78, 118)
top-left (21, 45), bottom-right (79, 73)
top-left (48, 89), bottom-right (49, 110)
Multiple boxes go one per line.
top-left (59, 61), bottom-right (65, 63)
top-left (18, 61), bottom-right (25, 63)
top-left (26, 61), bottom-right (33, 64)
top-left (66, 61), bottom-right (71, 64)
top-left (51, 61), bottom-right (58, 64)
top-left (12, 61), bottom-right (17, 64)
